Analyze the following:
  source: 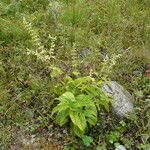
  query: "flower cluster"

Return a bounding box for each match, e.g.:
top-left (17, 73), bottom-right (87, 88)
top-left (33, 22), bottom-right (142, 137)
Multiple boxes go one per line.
top-left (100, 53), bottom-right (122, 80)
top-left (23, 17), bottom-right (56, 64)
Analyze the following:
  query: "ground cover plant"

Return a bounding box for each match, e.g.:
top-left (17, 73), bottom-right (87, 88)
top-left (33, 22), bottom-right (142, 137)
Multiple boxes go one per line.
top-left (0, 0), bottom-right (150, 149)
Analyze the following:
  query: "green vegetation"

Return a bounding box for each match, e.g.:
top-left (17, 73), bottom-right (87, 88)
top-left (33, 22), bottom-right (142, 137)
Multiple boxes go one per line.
top-left (0, 0), bottom-right (150, 149)
top-left (52, 76), bottom-right (109, 137)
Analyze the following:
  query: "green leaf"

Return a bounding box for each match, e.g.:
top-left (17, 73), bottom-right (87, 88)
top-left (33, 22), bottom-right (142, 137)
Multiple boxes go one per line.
top-left (76, 94), bottom-right (95, 107)
top-left (86, 114), bottom-right (97, 126)
top-left (82, 135), bottom-right (93, 147)
top-left (85, 106), bottom-right (97, 116)
top-left (69, 111), bottom-right (86, 131)
top-left (108, 131), bottom-right (120, 144)
top-left (52, 103), bottom-right (68, 115)
top-left (51, 67), bottom-right (62, 78)
top-left (73, 76), bottom-right (93, 88)
top-left (69, 111), bottom-right (79, 126)
top-left (58, 92), bottom-right (76, 102)
top-left (71, 124), bottom-right (84, 137)
top-left (134, 90), bottom-right (144, 98)
top-left (72, 71), bottom-right (80, 77)
top-left (79, 113), bottom-right (87, 131)
top-left (56, 109), bottom-right (69, 126)
top-left (84, 107), bottom-right (97, 125)
top-left (85, 85), bottom-right (100, 96)
top-left (96, 145), bottom-right (106, 150)
top-left (97, 93), bottom-right (110, 112)
top-left (87, 115), bottom-right (97, 123)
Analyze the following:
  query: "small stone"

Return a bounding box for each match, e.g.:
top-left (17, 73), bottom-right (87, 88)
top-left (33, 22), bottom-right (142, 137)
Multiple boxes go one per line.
top-left (26, 141), bottom-right (30, 146)
top-left (97, 123), bottom-right (101, 127)
top-left (63, 129), bottom-right (68, 134)
top-left (115, 145), bottom-right (127, 150)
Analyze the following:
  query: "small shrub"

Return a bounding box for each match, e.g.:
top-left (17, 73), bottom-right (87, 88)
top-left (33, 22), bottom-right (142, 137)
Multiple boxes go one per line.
top-left (52, 76), bottom-right (110, 142)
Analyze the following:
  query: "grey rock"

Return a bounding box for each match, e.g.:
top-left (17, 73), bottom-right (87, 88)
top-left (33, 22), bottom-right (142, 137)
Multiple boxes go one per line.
top-left (115, 145), bottom-right (127, 150)
top-left (102, 81), bottom-right (134, 117)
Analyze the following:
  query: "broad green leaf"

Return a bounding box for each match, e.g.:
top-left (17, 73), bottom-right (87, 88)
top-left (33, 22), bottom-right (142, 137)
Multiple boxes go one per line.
top-left (82, 135), bottom-right (93, 147)
top-left (69, 111), bottom-right (86, 131)
top-left (84, 108), bottom-right (97, 125)
top-left (56, 109), bottom-right (69, 126)
top-left (84, 107), bottom-right (97, 116)
top-left (86, 114), bottom-right (97, 126)
top-left (72, 124), bottom-right (84, 137)
top-left (76, 101), bottom-right (94, 107)
top-left (58, 92), bottom-right (76, 102)
top-left (69, 111), bottom-right (79, 126)
top-left (76, 94), bottom-right (95, 107)
top-left (52, 103), bottom-right (68, 115)
top-left (79, 113), bottom-right (87, 131)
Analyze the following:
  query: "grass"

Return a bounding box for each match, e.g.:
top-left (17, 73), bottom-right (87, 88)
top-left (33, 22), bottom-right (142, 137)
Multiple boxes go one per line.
top-left (0, 0), bottom-right (150, 149)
